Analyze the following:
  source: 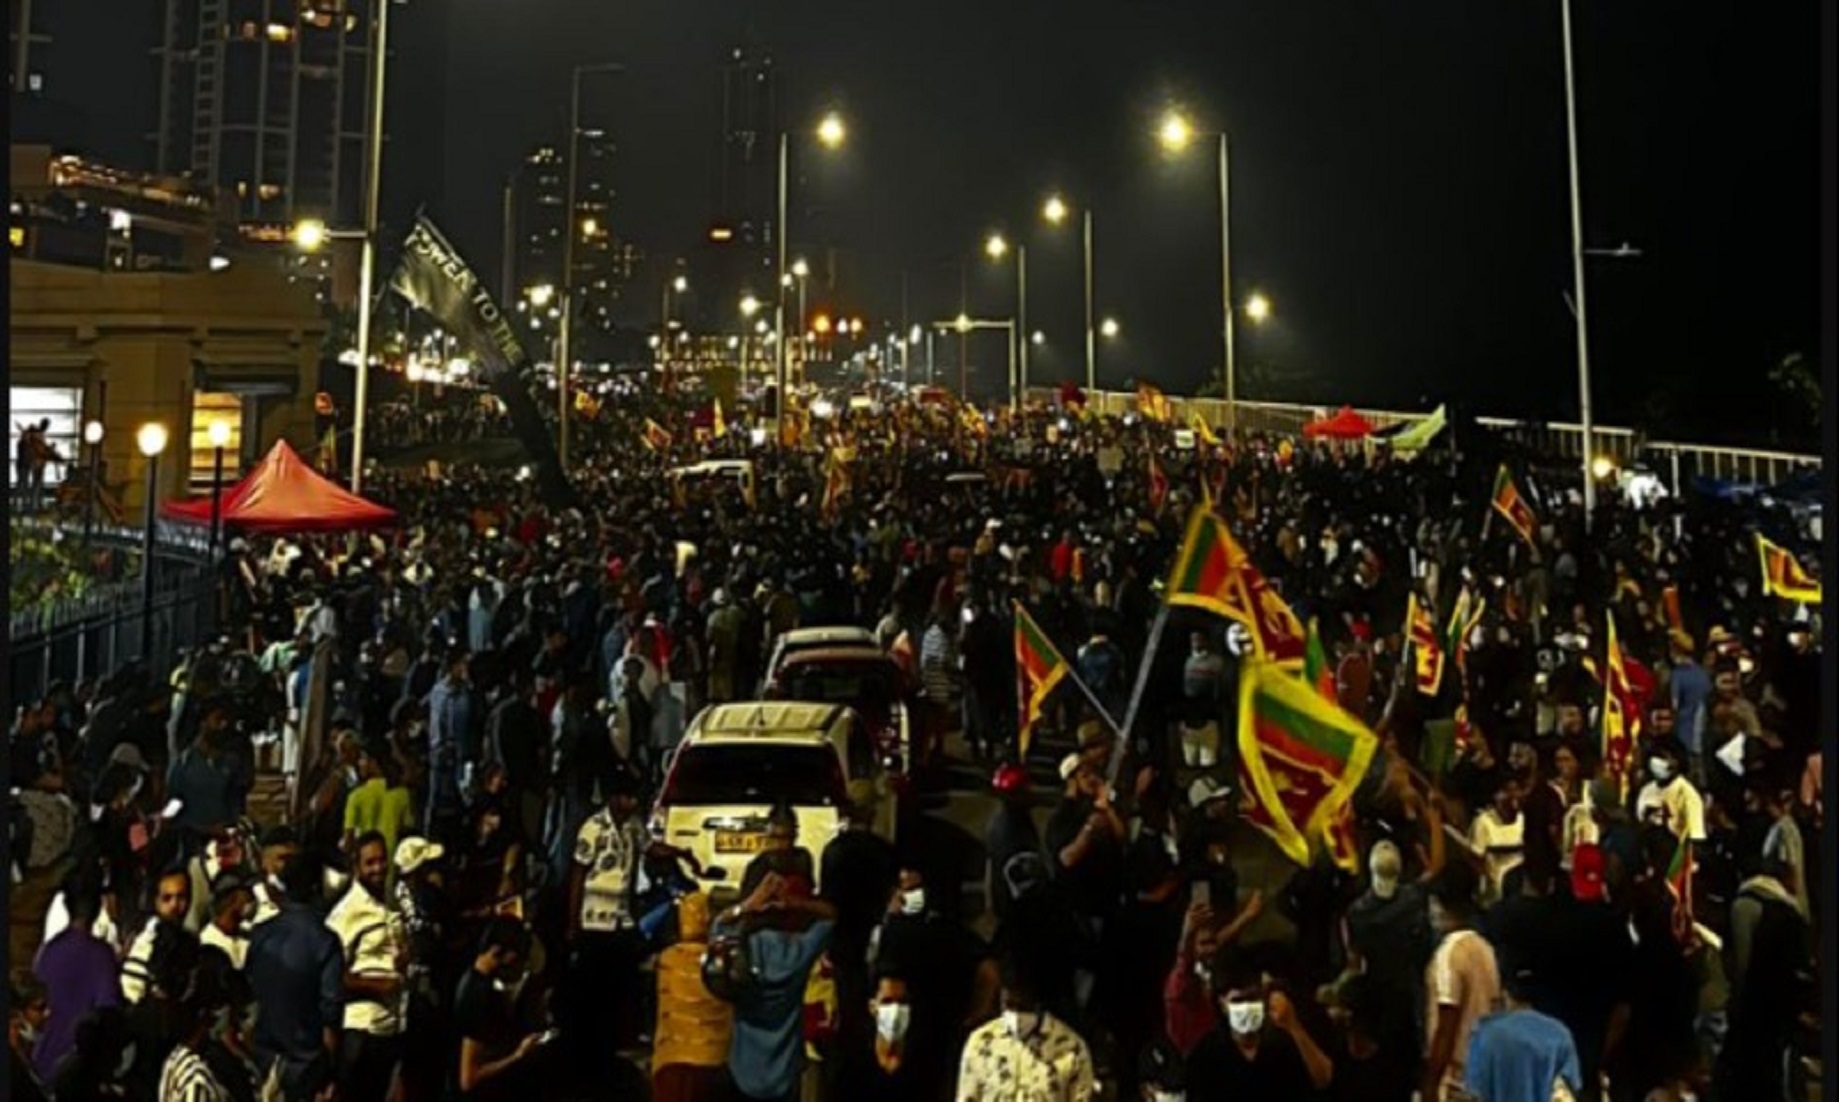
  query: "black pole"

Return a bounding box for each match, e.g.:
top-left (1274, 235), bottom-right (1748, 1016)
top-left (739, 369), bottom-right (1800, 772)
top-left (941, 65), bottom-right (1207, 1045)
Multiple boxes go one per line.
top-left (141, 453), bottom-right (159, 658)
top-left (83, 439), bottom-right (101, 547)
top-left (209, 444), bottom-right (225, 558)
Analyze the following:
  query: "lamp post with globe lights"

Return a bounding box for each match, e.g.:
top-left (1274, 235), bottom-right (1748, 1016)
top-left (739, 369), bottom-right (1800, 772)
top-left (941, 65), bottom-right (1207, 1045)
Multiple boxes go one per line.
top-left (207, 420), bottom-right (232, 558)
top-left (1041, 193), bottom-right (1097, 392)
top-left (81, 420), bottom-right (104, 546)
top-left (136, 423), bottom-right (169, 657)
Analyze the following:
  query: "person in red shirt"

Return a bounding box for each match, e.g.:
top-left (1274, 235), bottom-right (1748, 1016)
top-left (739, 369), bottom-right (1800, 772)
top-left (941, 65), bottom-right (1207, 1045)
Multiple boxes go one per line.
top-left (1163, 893), bottom-right (1264, 1055)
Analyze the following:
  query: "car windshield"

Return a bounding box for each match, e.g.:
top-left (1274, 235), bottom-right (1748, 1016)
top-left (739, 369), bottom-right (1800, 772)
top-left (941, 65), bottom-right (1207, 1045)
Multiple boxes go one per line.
top-left (664, 743), bottom-right (844, 807)
top-left (779, 665), bottom-right (896, 717)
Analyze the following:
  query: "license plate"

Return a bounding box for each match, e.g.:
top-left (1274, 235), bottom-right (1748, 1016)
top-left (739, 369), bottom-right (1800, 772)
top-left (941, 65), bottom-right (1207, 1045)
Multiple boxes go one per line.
top-left (715, 831), bottom-right (768, 854)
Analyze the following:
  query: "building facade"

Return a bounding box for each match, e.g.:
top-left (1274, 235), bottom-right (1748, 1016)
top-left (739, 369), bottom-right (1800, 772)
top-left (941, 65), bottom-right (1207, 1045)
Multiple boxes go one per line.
top-left (10, 145), bottom-right (327, 511)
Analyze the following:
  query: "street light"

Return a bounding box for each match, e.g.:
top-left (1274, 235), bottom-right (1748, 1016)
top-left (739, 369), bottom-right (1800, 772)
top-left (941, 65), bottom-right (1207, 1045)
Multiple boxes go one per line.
top-left (982, 233), bottom-right (1026, 407)
top-left (136, 422), bottom-right (169, 659)
top-left (207, 420), bottom-right (231, 559)
top-left (528, 283), bottom-right (555, 308)
top-left (661, 272), bottom-right (690, 390)
top-left (984, 233), bottom-right (1008, 260)
top-left (82, 420), bottom-right (104, 546)
top-left (1245, 292), bottom-right (1272, 323)
top-left (1158, 107), bottom-right (1238, 431)
top-left (1040, 191), bottom-right (1097, 392)
top-left (1101, 317), bottom-right (1121, 339)
top-left (740, 294), bottom-right (761, 318)
top-left (778, 111), bottom-right (849, 418)
top-left (292, 219), bottom-right (329, 252)
top-left (1031, 331), bottom-right (1046, 346)
top-left (791, 258), bottom-right (809, 278)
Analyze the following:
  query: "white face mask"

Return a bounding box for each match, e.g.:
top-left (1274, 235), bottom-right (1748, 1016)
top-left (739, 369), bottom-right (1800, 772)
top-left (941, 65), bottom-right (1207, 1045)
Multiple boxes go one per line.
top-left (875, 1001), bottom-right (911, 1043)
top-left (1002, 1010), bottom-right (1043, 1040)
top-left (899, 888), bottom-right (926, 915)
top-left (1649, 758), bottom-right (1674, 782)
top-left (1225, 999), bottom-right (1266, 1036)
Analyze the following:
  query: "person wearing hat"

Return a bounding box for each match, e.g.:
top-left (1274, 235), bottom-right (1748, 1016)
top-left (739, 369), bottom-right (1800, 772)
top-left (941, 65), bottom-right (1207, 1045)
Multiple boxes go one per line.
top-left (1045, 752), bottom-right (1125, 1021)
top-left (391, 837), bottom-right (450, 1102)
top-left (1338, 822), bottom-right (1446, 1054)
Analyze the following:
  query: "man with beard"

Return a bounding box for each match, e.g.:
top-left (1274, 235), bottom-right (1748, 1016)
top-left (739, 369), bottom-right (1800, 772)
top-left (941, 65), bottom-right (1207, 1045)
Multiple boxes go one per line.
top-left (121, 866), bottom-right (193, 1003)
top-left (326, 832), bottom-right (408, 1102)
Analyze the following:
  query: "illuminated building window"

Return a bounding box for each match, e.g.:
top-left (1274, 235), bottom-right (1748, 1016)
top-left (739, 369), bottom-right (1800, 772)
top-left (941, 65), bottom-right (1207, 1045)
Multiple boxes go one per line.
top-left (267, 23), bottom-right (294, 42)
top-left (8, 387), bottom-right (81, 487)
top-left (258, 184), bottom-right (282, 200)
top-left (10, 226), bottom-right (24, 249)
top-left (190, 394), bottom-right (245, 487)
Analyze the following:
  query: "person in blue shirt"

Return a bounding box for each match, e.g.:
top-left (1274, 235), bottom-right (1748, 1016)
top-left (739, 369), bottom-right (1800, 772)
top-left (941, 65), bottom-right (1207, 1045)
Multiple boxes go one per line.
top-left (164, 703), bottom-right (250, 840)
top-left (424, 652), bottom-right (477, 844)
top-left (245, 853), bottom-right (344, 1102)
top-left (1463, 960), bottom-right (1581, 1102)
top-left (1666, 631), bottom-right (1712, 784)
top-left (711, 870), bottom-right (836, 1102)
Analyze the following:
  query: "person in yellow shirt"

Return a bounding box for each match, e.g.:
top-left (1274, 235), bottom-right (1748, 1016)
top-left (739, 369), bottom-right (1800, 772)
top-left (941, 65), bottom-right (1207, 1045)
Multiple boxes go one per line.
top-left (652, 892), bottom-right (734, 1102)
top-left (343, 741), bottom-right (416, 881)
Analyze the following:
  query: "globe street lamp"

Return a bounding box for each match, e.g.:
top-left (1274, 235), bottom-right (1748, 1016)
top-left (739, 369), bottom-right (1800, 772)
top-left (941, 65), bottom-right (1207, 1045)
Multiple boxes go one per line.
top-left (136, 422), bottom-right (169, 659)
top-left (1245, 293), bottom-right (1272, 324)
top-left (82, 419), bottom-right (104, 546)
top-left (1101, 317), bottom-right (1121, 339)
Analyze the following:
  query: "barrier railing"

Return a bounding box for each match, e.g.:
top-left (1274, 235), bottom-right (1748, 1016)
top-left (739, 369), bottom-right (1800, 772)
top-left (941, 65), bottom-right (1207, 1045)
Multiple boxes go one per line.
top-left (7, 520), bottom-right (219, 707)
top-left (1031, 390), bottom-right (1822, 492)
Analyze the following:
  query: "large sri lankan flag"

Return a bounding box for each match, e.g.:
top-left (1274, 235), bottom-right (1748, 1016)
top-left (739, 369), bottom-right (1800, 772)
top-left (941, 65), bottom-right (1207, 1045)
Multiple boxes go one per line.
top-left (1166, 505), bottom-right (1307, 667)
top-left (1234, 659), bottom-right (1379, 868)
top-left (1013, 603), bottom-right (1071, 760)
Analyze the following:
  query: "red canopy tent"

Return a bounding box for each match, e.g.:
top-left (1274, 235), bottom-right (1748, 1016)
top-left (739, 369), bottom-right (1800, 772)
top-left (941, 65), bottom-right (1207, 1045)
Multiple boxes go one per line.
top-left (1302, 406), bottom-right (1376, 440)
top-left (163, 440), bottom-right (397, 532)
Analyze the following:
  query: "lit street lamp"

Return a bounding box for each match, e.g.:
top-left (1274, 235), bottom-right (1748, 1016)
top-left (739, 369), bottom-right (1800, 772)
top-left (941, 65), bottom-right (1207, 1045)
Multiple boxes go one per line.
top-left (1041, 192), bottom-right (1097, 392)
top-left (207, 419), bottom-right (231, 559)
top-left (983, 233), bottom-right (1027, 408)
top-left (1101, 317), bottom-right (1121, 339)
top-left (662, 272), bottom-right (689, 390)
top-left (1245, 292), bottom-right (1272, 324)
top-left (777, 111), bottom-right (848, 419)
top-left (136, 422), bottom-right (169, 659)
top-left (1159, 108), bottom-right (1238, 430)
top-left (81, 420), bottom-right (104, 546)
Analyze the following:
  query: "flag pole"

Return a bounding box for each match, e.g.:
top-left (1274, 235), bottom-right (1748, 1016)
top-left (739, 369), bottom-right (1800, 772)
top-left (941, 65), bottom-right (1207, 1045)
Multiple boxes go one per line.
top-left (1107, 601), bottom-right (1171, 789)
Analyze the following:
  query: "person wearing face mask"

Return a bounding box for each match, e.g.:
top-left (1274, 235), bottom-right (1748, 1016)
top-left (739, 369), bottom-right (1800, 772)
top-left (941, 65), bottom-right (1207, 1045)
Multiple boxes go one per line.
top-left (1185, 952), bottom-right (1334, 1098)
top-left (868, 866), bottom-right (1000, 1101)
top-left (955, 955), bottom-right (1095, 1102)
top-left (1633, 739), bottom-right (1706, 849)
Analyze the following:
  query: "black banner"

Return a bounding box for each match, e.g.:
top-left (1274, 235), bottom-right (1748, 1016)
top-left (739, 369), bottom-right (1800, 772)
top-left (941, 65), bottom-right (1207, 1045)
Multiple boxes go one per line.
top-left (387, 215), bottom-right (575, 507)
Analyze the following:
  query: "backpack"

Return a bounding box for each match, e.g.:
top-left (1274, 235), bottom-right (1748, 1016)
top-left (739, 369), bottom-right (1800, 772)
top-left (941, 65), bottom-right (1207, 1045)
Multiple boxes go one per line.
top-left (700, 930), bottom-right (757, 1003)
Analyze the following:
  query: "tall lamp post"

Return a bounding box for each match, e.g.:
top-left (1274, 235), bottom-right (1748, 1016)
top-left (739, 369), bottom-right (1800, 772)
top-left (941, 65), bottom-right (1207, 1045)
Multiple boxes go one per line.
top-left (776, 113), bottom-right (847, 419)
top-left (783, 258), bottom-right (809, 384)
top-left (661, 273), bottom-right (688, 391)
top-left (559, 62), bottom-right (625, 472)
top-left (206, 420), bottom-right (231, 558)
top-left (81, 419), bottom-right (104, 546)
top-left (136, 423), bottom-right (169, 659)
top-left (343, 0), bottom-right (398, 494)
top-left (936, 315), bottom-right (1017, 405)
top-left (1042, 194), bottom-right (1097, 393)
top-left (1158, 111), bottom-right (1237, 431)
top-left (1558, 0), bottom-right (1600, 530)
top-left (983, 234), bottom-right (1027, 408)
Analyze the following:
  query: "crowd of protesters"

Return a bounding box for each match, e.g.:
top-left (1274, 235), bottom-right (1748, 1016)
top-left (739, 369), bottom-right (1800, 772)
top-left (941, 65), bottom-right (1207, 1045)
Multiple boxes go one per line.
top-left (8, 387), bottom-right (1824, 1102)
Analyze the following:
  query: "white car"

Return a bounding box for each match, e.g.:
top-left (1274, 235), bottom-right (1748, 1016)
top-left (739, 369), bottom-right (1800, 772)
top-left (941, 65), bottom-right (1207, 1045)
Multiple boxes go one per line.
top-left (651, 701), bottom-right (896, 899)
top-left (759, 626), bottom-right (877, 696)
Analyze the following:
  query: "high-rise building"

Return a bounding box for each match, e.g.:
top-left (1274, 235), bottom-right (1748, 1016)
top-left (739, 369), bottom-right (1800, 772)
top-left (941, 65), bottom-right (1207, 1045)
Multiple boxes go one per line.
top-left (509, 144), bottom-right (565, 296)
top-left (151, 0), bottom-right (375, 237)
top-left (9, 0), bottom-right (50, 95)
top-left (715, 46), bottom-right (776, 253)
top-left (506, 134), bottom-right (639, 336)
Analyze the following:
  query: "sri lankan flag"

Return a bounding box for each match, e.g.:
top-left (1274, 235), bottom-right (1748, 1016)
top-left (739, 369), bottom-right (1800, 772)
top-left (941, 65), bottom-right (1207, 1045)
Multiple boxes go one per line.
top-left (1013, 603), bottom-right (1071, 760)
top-left (712, 399), bottom-right (728, 439)
top-left (1234, 659), bottom-right (1380, 868)
top-left (1445, 585), bottom-right (1485, 680)
top-left (820, 446), bottom-right (854, 519)
top-left (1757, 533), bottom-right (1821, 603)
top-left (1602, 611), bottom-right (1641, 784)
top-left (642, 418), bottom-right (674, 452)
top-left (960, 406), bottom-right (990, 438)
top-left (1407, 593), bottom-right (1445, 696)
top-left (1166, 505), bottom-right (1306, 667)
top-left (1191, 414), bottom-right (1221, 448)
top-left (1136, 383), bottom-right (1172, 423)
top-left (1490, 465), bottom-right (1539, 547)
top-left (1666, 840), bottom-right (1695, 945)
top-left (1147, 453), bottom-right (1169, 515)
top-left (1303, 619), bottom-right (1336, 701)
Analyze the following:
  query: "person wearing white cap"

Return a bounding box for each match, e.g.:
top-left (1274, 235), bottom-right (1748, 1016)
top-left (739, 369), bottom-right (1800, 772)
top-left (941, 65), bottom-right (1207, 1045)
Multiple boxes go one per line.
top-left (391, 835), bottom-right (448, 1102)
top-left (1044, 752), bottom-right (1125, 1017)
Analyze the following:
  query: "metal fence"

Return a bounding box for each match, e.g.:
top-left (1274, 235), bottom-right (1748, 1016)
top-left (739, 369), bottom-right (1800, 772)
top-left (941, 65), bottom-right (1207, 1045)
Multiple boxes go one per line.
top-left (1035, 390), bottom-right (1822, 492)
top-left (8, 521), bottom-right (219, 707)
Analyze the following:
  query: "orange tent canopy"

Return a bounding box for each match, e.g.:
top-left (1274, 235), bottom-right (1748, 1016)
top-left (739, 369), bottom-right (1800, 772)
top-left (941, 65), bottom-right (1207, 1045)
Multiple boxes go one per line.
top-left (162, 439), bottom-right (397, 532)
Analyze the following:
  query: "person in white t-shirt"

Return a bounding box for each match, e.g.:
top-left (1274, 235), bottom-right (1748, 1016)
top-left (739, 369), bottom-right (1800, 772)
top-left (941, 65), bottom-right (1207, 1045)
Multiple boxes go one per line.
top-left (1467, 777), bottom-right (1525, 906)
top-left (563, 770), bottom-right (656, 1075)
top-left (1634, 739), bottom-right (1706, 845)
top-left (199, 872), bottom-right (254, 969)
top-left (324, 831), bottom-right (407, 1102)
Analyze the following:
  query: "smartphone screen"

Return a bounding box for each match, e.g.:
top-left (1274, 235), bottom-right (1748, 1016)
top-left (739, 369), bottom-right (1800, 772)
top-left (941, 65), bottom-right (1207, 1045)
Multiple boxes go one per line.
top-left (1192, 880), bottom-right (1211, 908)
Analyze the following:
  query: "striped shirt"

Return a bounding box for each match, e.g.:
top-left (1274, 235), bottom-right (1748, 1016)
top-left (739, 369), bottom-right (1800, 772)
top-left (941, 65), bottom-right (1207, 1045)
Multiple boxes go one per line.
top-left (159, 1046), bottom-right (231, 1102)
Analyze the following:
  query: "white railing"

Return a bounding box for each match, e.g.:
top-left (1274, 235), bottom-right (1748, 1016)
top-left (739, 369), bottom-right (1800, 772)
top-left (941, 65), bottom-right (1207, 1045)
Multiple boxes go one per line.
top-left (1033, 389), bottom-right (1821, 493)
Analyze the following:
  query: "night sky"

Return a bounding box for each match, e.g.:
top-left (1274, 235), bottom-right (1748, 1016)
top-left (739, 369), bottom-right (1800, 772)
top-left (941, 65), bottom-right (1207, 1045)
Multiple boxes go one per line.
top-left (46, 0), bottom-right (1823, 445)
